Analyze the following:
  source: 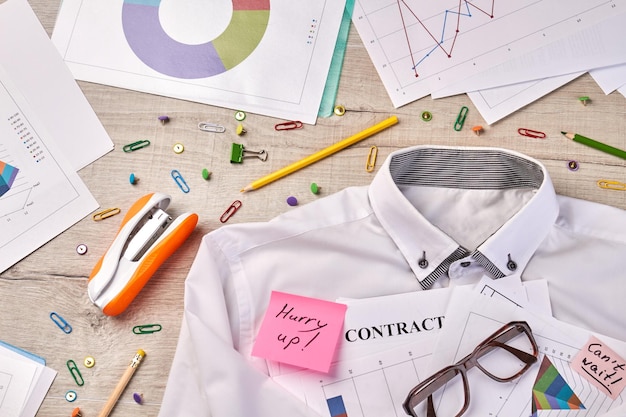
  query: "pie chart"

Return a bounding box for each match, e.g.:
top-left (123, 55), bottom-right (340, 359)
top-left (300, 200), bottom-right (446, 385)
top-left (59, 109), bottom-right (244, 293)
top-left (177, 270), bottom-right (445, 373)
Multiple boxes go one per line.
top-left (122, 0), bottom-right (270, 79)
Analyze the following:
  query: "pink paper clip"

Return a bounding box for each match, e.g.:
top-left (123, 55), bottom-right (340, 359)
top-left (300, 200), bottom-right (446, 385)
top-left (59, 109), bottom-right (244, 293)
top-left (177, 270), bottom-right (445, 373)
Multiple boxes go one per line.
top-left (274, 121), bottom-right (303, 131)
top-left (517, 128), bottom-right (546, 139)
top-left (220, 200), bottom-right (242, 223)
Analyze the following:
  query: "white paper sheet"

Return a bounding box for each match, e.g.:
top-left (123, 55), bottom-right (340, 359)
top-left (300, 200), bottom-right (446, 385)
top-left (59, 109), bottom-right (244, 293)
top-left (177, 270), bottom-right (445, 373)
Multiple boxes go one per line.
top-left (432, 9), bottom-right (626, 98)
top-left (351, 0), bottom-right (624, 107)
top-left (51, 0), bottom-right (346, 125)
top-left (590, 64), bottom-right (626, 94)
top-left (0, 343), bottom-right (56, 417)
top-left (0, 69), bottom-right (99, 273)
top-left (0, 0), bottom-right (113, 170)
top-left (467, 72), bottom-right (584, 125)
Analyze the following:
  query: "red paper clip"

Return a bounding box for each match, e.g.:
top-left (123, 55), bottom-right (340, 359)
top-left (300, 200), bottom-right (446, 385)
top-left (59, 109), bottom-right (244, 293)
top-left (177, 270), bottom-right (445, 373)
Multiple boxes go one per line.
top-left (274, 121), bottom-right (303, 131)
top-left (220, 200), bottom-right (242, 223)
top-left (517, 128), bottom-right (546, 139)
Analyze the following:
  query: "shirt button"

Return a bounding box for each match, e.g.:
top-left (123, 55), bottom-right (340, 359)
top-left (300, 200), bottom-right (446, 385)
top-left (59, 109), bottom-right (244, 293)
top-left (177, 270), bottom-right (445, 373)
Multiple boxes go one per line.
top-left (418, 251), bottom-right (428, 269)
top-left (507, 254), bottom-right (517, 271)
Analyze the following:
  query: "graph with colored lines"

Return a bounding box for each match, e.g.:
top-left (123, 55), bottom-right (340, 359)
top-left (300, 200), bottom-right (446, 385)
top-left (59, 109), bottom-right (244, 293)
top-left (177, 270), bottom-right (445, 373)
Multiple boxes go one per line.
top-left (52, 0), bottom-right (346, 124)
top-left (351, 0), bottom-right (623, 106)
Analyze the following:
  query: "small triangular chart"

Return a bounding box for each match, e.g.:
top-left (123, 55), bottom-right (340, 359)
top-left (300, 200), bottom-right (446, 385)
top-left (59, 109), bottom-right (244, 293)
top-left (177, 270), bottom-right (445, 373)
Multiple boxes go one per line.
top-left (531, 355), bottom-right (585, 415)
top-left (0, 160), bottom-right (19, 197)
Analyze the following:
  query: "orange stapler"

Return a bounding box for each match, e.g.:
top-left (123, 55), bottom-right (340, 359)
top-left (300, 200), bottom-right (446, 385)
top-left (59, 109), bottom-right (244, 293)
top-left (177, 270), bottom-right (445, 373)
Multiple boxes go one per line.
top-left (88, 193), bottom-right (198, 316)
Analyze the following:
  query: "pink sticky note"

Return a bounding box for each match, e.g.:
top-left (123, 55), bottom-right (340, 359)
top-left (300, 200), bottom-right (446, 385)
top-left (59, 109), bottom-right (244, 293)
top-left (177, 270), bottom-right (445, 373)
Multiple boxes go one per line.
top-left (571, 335), bottom-right (626, 400)
top-left (252, 291), bottom-right (347, 373)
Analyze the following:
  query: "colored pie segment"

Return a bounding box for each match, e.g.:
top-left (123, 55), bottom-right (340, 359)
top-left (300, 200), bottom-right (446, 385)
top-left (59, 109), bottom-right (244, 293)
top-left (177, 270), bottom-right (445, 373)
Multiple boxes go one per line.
top-left (532, 356), bottom-right (585, 416)
top-left (0, 160), bottom-right (18, 197)
top-left (122, 0), bottom-right (270, 79)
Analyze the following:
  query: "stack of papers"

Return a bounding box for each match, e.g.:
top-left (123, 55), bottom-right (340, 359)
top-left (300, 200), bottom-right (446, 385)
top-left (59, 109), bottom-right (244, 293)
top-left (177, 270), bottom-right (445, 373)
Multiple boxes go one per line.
top-left (0, 341), bottom-right (56, 417)
top-left (0, 0), bottom-right (114, 273)
top-left (351, 0), bottom-right (626, 123)
top-left (270, 276), bottom-right (626, 417)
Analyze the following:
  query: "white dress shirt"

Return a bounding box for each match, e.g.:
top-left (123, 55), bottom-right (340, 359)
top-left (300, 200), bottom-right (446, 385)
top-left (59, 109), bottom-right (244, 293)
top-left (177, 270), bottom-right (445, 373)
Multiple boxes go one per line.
top-left (159, 145), bottom-right (626, 417)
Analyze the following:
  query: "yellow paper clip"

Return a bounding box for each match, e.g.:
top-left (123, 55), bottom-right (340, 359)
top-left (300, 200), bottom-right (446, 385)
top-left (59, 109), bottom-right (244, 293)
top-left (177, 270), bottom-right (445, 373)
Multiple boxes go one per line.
top-left (597, 179), bottom-right (626, 191)
top-left (92, 208), bottom-right (121, 221)
top-left (366, 146), bottom-right (378, 172)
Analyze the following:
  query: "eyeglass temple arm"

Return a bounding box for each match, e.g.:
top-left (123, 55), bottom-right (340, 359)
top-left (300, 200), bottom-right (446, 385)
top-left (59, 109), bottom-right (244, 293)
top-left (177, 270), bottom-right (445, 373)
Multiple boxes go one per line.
top-left (427, 394), bottom-right (437, 417)
top-left (490, 341), bottom-right (537, 364)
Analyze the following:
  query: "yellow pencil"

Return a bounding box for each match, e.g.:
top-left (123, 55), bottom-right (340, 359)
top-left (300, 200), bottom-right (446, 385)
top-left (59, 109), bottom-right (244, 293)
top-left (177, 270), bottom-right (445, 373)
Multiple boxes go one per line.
top-left (241, 115), bottom-right (399, 192)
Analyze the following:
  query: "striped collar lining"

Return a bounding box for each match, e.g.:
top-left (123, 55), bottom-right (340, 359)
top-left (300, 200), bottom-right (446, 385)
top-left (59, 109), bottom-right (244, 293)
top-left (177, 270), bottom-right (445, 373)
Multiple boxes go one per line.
top-left (389, 147), bottom-right (544, 190)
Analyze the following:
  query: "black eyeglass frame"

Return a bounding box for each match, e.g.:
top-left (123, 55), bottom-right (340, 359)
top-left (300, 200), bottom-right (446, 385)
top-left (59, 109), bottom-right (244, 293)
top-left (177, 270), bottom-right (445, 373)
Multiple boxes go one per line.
top-left (402, 320), bottom-right (538, 417)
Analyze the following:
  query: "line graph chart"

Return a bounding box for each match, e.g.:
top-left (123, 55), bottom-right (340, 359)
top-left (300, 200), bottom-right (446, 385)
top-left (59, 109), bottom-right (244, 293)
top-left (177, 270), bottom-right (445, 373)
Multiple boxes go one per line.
top-left (352, 0), bottom-right (623, 106)
top-left (398, 0), bottom-right (495, 78)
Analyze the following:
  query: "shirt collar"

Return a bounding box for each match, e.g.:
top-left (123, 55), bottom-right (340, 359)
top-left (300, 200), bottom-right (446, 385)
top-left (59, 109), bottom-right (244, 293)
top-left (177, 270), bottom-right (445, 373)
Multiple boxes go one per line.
top-left (369, 145), bottom-right (559, 288)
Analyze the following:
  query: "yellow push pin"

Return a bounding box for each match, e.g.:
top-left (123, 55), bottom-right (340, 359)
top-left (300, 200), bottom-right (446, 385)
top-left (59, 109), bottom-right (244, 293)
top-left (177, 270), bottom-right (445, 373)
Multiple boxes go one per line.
top-left (236, 123), bottom-right (247, 136)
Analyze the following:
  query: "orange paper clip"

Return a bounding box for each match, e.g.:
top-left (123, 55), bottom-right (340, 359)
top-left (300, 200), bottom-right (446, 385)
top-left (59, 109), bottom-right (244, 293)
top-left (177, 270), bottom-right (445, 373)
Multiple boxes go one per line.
top-left (517, 128), bottom-right (546, 139)
top-left (220, 200), bottom-right (242, 223)
top-left (274, 121), bottom-right (303, 131)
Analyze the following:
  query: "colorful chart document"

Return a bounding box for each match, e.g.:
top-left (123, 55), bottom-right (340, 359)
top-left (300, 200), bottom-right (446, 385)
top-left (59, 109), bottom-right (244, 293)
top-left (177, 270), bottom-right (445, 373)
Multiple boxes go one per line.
top-left (51, 0), bottom-right (346, 124)
top-left (0, 70), bottom-right (98, 273)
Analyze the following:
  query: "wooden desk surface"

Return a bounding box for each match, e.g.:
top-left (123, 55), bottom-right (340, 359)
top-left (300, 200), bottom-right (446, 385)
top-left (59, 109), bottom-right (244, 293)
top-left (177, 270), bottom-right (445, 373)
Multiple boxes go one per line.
top-left (1, 1), bottom-right (625, 416)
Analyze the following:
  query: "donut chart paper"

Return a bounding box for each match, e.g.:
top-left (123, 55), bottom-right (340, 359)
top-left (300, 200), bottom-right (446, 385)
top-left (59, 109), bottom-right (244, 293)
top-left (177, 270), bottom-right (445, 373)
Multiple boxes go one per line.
top-left (52, 0), bottom-right (346, 124)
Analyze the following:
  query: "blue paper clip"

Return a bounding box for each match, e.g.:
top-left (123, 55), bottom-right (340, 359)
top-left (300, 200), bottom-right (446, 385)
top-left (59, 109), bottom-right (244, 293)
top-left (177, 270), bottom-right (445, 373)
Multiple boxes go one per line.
top-left (454, 106), bottom-right (469, 131)
top-left (67, 359), bottom-right (84, 386)
top-left (50, 312), bottom-right (72, 334)
top-left (171, 169), bottom-right (190, 193)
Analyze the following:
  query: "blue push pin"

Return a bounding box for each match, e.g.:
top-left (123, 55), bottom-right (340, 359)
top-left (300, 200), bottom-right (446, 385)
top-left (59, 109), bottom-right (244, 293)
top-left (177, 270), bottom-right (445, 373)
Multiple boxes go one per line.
top-left (129, 173), bottom-right (138, 185)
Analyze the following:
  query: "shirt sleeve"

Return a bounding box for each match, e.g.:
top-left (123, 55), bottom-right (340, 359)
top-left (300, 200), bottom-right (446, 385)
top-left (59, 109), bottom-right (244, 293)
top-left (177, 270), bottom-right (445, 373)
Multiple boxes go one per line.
top-left (159, 235), bottom-right (323, 417)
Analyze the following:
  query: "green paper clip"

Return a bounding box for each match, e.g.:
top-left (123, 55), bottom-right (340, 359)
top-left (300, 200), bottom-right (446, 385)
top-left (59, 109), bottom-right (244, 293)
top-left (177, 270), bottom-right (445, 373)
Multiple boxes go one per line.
top-left (123, 139), bottom-right (151, 152)
top-left (133, 324), bottom-right (163, 334)
top-left (67, 359), bottom-right (84, 386)
top-left (454, 106), bottom-right (469, 131)
top-left (230, 143), bottom-right (267, 163)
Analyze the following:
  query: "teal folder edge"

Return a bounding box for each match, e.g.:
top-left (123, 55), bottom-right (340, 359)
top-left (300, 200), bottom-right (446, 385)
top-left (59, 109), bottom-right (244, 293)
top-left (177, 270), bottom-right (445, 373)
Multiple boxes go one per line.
top-left (0, 339), bottom-right (46, 365)
top-left (318, 0), bottom-right (355, 118)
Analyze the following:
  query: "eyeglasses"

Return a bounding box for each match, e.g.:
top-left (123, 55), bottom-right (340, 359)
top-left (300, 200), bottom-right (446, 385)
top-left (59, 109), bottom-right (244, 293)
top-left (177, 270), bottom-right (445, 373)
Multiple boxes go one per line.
top-left (402, 321), bottom-right (538, 417)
